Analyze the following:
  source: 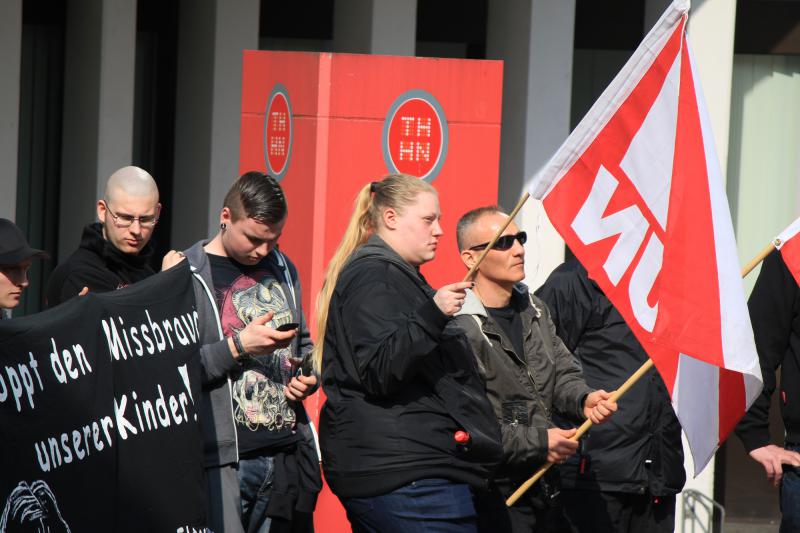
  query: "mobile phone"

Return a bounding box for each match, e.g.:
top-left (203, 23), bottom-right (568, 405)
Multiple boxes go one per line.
top-left (276, 322), bottom-right (299, 332)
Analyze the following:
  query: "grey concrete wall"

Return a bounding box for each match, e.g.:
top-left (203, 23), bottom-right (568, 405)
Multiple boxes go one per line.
top-left (486, 0), bottom-right (576, 288)
top-left (97, 0), bottom-right (138, 199)
top-left (334, 0), bottom-right (416, 55)
top-left (171, 0), bottom-right (259, 248)
top-left (0, 0), bottom-right (22, 221)
top-left (171, 0), bottom-right (215, 249)
top-left (59, 0), bottom-right (137, 257)
top-left (207, 0), bottom-right (260, 237)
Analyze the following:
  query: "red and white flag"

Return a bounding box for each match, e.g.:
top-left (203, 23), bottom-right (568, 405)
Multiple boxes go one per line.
top-left (776, 218), bottom-right (800, 285)
top-left (529, 0), bottom-right (762, 474)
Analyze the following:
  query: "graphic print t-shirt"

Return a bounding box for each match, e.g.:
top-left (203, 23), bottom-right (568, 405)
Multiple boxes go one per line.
top-left (208, 253), bottom-right (300, 454)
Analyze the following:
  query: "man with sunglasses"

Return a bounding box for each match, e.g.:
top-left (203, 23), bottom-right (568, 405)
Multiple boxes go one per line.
top-left (46, 166), bottom-right (165, 307)
top-left (451, 206), bottom-right (617, 533)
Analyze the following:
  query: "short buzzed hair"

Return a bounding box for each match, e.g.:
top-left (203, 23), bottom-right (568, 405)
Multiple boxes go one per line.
top-left (224, 171), bottom-right (287, 225)
top-left (456, 205), bottom-right (504, 251)
top-left (104, 166), bottom-right (159, 203)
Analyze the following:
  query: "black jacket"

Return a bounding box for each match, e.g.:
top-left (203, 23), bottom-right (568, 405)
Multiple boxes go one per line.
top-left (46, 223), bottom-right (155, 307)
top-left (452, 285), bottom-right (592, 485)
top-left (536, 261), bottom-right (685, 496)
top-left (319, 235), bottom-right (502, 498)
top-left (736, 249), bottom-right (800, 450)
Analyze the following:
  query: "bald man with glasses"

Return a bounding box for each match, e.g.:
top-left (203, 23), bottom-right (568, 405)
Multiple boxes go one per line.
top-left (46, 166), bottom-right (177, 307)
top-left (450, 206), bottom-right (617, 533)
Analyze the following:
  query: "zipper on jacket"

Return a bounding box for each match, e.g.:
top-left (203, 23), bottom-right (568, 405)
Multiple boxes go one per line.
top-left (272, 251), bottom-right (322, 461)
top-left (481, 320), bottom-right (552, 423)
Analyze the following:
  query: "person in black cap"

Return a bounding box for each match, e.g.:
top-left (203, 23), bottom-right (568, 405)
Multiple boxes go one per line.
top-left (0, 218), bottom-right (48, 316)
top-left (46, 166), bottom-right (178, 307)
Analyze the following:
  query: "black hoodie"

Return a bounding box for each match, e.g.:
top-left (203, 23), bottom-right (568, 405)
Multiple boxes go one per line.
top-left (536, 261), bottom-right (685, 496)
top-left (736, 249), bottom-right (800, 451)
top-left (46, 223), bottom-right (155, 307)
top-left (319, 235), bottom-right (502, 498)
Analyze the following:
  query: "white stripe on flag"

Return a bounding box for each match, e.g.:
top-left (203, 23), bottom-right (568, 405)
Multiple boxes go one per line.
top-left (777, 217), bottom-right (800, 249)
top-left (619, 51), bottom-right (681, 231)
top-left (688, 41), bottom-right (761, 383)
top-left (674, 354), bottom-right (719, 474)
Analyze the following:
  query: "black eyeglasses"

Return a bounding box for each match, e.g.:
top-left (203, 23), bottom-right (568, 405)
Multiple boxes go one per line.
top-left (105, 204), bottom-right (159, 228)
top-left (469, 231), bottom-right (527, 251)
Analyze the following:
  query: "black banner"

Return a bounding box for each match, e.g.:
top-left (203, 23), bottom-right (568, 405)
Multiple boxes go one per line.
top-left (0, 262), bottom-right (207, 532)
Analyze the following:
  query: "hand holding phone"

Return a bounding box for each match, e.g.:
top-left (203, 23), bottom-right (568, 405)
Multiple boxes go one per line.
top-left (276, 322), bottom-right (299, 332)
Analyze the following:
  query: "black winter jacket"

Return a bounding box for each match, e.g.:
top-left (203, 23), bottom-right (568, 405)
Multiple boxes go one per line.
top-left (319, 235), bottom-right (503, 498)
top-left (736, 250), bottom-right (800, 450)
top-left (536, 261), bottom-right (685, 496)
top-left (46, 223), bottom-right (155, 307)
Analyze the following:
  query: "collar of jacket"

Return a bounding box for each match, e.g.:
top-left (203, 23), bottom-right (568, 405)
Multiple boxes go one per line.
top-left (457, 284), bottom-right (545, 363)
top-left (185, 238), bottom-right (287, 269)
top-left (347, 234), bottom-right (432, 293)
top-left (457, 283), bottom-right (542, 319)
top-left (183, 240), bottom-right (291, 292)
top-left (80, 222), bottom-right (154, 269)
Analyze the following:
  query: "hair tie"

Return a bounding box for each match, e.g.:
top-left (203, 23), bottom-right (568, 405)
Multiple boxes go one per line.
top-left (370, 182), bottom-right (379, 194)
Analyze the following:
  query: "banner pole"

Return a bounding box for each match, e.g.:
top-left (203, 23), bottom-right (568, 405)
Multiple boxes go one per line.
top-left (507, 241), bottom-right (778, 507)
top-left (741, 241), bottom-right (778, 278)
top-left (463, 192), bottom-right (531, 282)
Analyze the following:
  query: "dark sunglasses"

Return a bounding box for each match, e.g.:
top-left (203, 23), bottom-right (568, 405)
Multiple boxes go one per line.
top-left (469, 231), bottom-right (527, 251)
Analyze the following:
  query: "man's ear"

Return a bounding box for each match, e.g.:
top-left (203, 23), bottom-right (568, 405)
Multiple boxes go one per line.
top-left (461, 249), bottom-right (477, 269)
top-left (382, 208), bottom-right (398, 230)
top-left (220, 207), bottom-right (233, 226)
top-left (97, 200), bottom-right (107, 223)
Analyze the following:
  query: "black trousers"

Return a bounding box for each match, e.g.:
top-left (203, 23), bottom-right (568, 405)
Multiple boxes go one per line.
top-left (475, 483), bottom-right (572, 533)
top-left (560, 490), bottom-right (676, 533)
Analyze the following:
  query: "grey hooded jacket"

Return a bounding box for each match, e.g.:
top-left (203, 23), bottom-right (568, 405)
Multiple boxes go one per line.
top-left (183, 240), bottom-right (316, 467)
top-left (451, 284), bottom-right (592, 483)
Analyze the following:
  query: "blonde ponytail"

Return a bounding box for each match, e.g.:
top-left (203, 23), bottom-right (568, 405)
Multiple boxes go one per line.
top-left (312, 184), bottom-right (374, 373)
top-left (312, 174), bottom-right (436, 373)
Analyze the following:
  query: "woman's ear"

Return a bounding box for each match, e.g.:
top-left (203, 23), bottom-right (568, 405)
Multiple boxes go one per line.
top-left (382, 208), bottom-right (398, 230)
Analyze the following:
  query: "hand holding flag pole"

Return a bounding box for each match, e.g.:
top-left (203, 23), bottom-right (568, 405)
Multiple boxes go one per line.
top-left (506, 241), bottom-right (776, 507)
top-left (506, 358), bottom-right (654, 506)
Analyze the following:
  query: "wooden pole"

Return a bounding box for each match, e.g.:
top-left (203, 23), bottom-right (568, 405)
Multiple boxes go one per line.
top-left (505, 239), bottom-right (778, 507)
top-left (742, 240), bottom-right (778, 278)
top-left (463, 192), bottom-right (530, 282)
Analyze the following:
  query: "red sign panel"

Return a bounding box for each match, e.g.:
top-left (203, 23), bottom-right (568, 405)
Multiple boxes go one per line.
top-left (240, 51), bottom-right (503, 531)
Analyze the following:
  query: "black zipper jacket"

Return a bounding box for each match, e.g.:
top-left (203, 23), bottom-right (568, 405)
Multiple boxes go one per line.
top-left (736, 249), bottom-right (800, 451)
top-left (452, 284), bottom-right (592, 487)
top-left (536, 261), bottom-right (685, 496)
top-left (319, 235), bottom-right (502, 498)
top-left (46, 223), bottom-right (155, 307)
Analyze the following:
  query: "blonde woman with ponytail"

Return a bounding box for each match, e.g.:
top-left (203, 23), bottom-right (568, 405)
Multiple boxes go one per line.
top-left (315, 174), bottom-right (502, 532)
